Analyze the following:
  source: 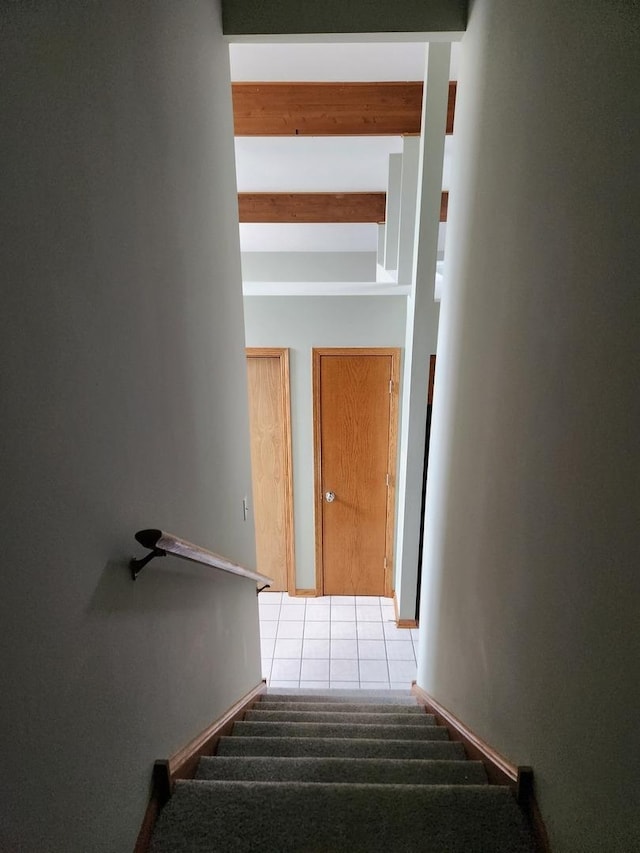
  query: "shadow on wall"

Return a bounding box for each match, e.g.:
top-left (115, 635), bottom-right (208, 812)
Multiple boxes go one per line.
top-left (88, 557), bottom-right (256, 615)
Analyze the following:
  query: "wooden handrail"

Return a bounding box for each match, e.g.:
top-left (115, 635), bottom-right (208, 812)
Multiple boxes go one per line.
top-left (129, 528), bottom-right (272, 586)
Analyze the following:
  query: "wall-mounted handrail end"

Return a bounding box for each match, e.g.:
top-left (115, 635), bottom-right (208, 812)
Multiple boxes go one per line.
top-left (129, 528), bottom-right (272, 586)
top-left (130, 547), bottom-right (167, 580)
top-left (257, 583), bottom-right (271, 595)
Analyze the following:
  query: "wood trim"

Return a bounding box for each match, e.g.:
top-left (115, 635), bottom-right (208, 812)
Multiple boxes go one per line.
top-left (411, 682), bottom-right (519, 786)
top-left (279, 349), bottom-right (295, 595)
top-left (134, 680), bottom-right (266, 853)
top-left (427, 354), bottom-right (436, 405)
top-left (525, 787), bottom-right (552, 853)
top-left (238, 191), bottom-right (448, 224)
top-left (238, 192), bottom-right (386, 224)
top-left (246, 348), bottom-right (296, 594)
top-left (312, 349), bottom-right (324, 597)
top-left (410, 683), bottom-right (550, 852)
top-left (293, 588), bottom-right (320, 597)
top-left (393, 591), bottom-right (418, 628)
top-left (397, 618), bottom-right (419, 628)
top-left (384, 350), bottom-right (401, 599)
top-left (312, 347), bottom-right (401, 598)
top-left (440, 190), bottom-right (449, 223)
top-left (168, 680), bottom-right (267, 780)
top-left (133, 764), bottom-right (166, 853)
top-left (447, 82), bottom-right (457, 135)
top-left (232, 81), bottom-right (457, 136)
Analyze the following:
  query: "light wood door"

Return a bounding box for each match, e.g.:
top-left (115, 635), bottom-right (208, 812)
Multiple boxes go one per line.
top-left (313, 348), bottom-right (399, 597)
top-left (246, 348), bottom-right (294, 592)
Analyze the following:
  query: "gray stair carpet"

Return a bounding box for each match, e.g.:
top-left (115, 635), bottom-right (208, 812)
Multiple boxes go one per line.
top-left (150, 688), bottom-right (536, 852)
top-left (257, 700), bottom-right (424, 713)
top-left (197, 755), bottom-right (488, 785)
top-left (244, 709), bottom-right (437, 724)
top-left (264, 690), bottom-right (417, 703)
top-left (232, 720), bottom-right (449, 740)
top-left (217, 734), bottom-right (466, 759)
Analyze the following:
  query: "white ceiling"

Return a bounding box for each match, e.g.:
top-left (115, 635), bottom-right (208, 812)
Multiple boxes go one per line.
top-left (235, 136), bottom-right (454, 194)
top-left (231, 42), bottom-right (457, 256)
top-left (238, 223), bottom-right (379, 253)
top-left (239, 222), bottom-right (447, 255)
top-left (229, 42), bottom-right (459, 82)
top-left (235, 137), bottom-right (404, 193)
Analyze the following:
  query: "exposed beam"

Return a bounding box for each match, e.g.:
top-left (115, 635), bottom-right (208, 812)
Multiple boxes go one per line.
top-left (238, 192), bottom-right (449, 223)
top-left (238, 193), bottom-right (386, 223)
top-left (233, 82), bottom-right (457, 136)
top-left (440, 191), bottom-right (449, 222)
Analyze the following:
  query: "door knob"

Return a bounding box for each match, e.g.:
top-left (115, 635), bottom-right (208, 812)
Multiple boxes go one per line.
top-left (325, 491), bottom-right (336, 503)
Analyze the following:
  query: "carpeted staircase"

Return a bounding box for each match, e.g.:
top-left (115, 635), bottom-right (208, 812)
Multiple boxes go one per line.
top-left (150, 688), bottom-right (537, 852)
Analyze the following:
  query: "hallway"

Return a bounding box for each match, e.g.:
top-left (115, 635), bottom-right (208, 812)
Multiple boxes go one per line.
top-left (259, 592), bottom-right (418, 689)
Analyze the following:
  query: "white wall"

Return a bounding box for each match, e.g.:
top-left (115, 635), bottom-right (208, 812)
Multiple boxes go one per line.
top-left (242, 252), bottom-right (377, 282)
top-left (244, 296), bottom-right (407, 590)
top-left (418, 1), bottom-right (640, 851)
top-left (0, 3), bottom-right (259, 851)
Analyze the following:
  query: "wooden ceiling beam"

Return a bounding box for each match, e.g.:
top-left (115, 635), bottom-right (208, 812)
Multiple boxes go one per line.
top-left (440, 191), bottom-right (449, 223)
top-left (233, 82), bottom-right (457, 136)
top-left (238, 192), bottom-right (386, 223)
top-left (238, 192), bottom-right (450, 223)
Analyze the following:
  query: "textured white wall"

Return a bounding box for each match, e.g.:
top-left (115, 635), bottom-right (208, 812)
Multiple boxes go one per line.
top-left (0, 2), bottom-right (259, 851)
top-left (244, 296), bottom-right (407, 590)
top-left (417, 1), bottom-right (640, 851)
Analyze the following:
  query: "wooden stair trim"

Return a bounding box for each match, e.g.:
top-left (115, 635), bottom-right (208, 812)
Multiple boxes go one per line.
top-left (134, 679), bottom-right (266, 853)
top-left (411, 683), bottom-right (550, 852)
top-left (168, 679), bottom-right (267, 781)
top-left (411, 682), bottom-right (520, 785)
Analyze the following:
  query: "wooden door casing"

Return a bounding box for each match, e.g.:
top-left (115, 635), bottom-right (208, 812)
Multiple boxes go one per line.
top-left (246, 348), bottom-right (295, 593)
top-left (313, 348), bottom-right (399, 597)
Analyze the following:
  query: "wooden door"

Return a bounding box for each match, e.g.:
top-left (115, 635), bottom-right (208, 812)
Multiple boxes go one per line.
top-left (246, 348), bottom-right (295, 592)
top-left (313, 348), bottom-right (399, 597)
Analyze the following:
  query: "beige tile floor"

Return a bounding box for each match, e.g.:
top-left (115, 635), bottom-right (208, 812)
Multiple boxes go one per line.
top-left (258, 591), bottom-right (419, 689)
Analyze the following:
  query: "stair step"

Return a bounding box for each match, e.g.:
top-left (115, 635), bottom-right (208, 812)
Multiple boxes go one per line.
top-left (196, 756), bottom-right (488, 785)
top-left (256, 701), bottom-right (424, 714)
top-left (244, 710), bottom-right (437, 726)
top-left (264, 690), bottom-right (416, 704)
top-left (233, 721), bottom-right (448, 740)
top-left (217, 736), bottom-right (465, 760)
top-left (150, 780), bottom-right (536, 853)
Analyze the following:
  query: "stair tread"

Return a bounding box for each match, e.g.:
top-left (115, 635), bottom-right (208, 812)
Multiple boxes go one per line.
top-left (233, 721), bottom-right (449, 740)
top-left (196, 755), bottom-right (488, 785)
top-left (217, 735), bottom-right (465, 759)
top-left (245, 710), bottom-right (436, 725)
top-left (264, 690), bottom-right (416, 704)
top-left (256, 701), bottom-right (424, 714)
top-left (151, 780), bottom-right (535, 852)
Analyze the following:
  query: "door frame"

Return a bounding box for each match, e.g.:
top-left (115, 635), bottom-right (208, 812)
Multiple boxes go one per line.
top-left (246, 347), bottom-right (296, 594)
top-left (312, 347), bottom-right (400, 598)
